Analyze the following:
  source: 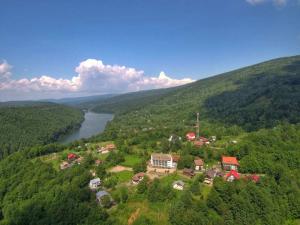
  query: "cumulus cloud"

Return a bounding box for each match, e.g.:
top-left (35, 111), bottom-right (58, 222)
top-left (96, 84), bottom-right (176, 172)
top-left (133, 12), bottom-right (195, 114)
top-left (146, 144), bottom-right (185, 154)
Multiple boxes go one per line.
top-left (0, 60), bottom-right (12, 81)
top-left (246, 0), bottom-right (287, 6)
top-left (0, 59), bottom-right (195, 101)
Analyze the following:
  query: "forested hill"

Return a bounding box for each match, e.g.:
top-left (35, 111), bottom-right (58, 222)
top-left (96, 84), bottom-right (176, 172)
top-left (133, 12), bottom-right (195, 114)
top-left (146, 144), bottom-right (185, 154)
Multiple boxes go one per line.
top-left (90, 55), bottom-right (300, 134)
top-left (0, 103), bottom-right (84, 159)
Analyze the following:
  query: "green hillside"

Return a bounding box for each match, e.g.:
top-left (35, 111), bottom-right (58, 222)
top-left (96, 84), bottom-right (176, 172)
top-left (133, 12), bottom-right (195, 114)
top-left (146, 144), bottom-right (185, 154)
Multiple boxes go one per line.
top-left (0, 103), bottom-right (84, 159)
top-left (88, 56), bottom-right (300, 138)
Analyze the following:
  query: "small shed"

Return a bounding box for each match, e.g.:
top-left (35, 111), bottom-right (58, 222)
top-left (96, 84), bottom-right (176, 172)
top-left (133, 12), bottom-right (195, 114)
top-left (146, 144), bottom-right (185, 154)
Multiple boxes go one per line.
top-left (183, 168), bottom-right (195, 178)
top-left (89, 178), bottom-right (101, 190)
top-left (173, 180), bottom-right (185, 190)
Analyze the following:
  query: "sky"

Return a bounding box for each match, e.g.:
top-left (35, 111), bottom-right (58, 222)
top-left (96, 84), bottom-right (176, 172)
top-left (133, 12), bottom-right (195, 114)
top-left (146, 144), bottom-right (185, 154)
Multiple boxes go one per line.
top-left (0, 0), bottom-right (300, 101)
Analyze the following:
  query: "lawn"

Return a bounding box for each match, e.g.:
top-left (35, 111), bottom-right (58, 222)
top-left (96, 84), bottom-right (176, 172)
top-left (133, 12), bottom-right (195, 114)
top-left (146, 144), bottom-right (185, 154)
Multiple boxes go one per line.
top-left (112, 170), bottom-right (134, 183)
top-left (109, 199), bottom-right (171, 225)
top-left (121, 154), bottom-right (143, 167)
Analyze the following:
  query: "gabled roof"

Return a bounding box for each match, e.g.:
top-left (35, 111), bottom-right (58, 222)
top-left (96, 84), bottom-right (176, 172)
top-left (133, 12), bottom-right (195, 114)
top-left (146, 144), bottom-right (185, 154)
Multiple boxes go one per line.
top-left (68, 153), bottom-right (78, 160)
top-left (206, 169), bottom-right (217, 178)
top-left (90, 178), bottom-right (101, 185)
top-left (96, 190), bottom-right (109, 199)
top-left (226, 170), bottom-right (240, 179)
top-left (194, 158), bottom-right (204, 166)
top-left (132, 172), bottom-right (145, 182)
top-left (173, 180), bottom-right (184, 186)
top-left (222, 156), bottom-right (239, 166)
top-left (151, 153), bottom-right (172, 161)
top-left (186, 132), bottom-right (196, 140)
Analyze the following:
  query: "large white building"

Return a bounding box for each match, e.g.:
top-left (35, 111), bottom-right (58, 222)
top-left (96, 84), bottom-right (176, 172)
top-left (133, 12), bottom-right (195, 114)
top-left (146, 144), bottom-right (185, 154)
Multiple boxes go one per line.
top-left (150, 153), bottom-right (176, 168)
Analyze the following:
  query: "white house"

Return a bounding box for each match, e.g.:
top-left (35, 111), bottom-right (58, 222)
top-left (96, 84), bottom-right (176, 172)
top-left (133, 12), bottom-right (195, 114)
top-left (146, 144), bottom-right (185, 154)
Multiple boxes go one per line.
top-left (150, 153), bottom-right (176, 168)
top-left (89, 178), bottom-right (101, 190)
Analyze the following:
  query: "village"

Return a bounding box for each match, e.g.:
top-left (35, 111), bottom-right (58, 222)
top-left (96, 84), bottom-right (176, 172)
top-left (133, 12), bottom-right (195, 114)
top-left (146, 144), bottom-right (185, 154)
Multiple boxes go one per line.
top-left (39, 113), bottom-right (261, 213)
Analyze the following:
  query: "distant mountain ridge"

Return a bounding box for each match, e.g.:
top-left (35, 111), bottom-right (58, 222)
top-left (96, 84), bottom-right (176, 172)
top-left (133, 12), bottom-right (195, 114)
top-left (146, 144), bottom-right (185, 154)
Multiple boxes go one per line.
top-left (88, 55), bottom-right (300, 133)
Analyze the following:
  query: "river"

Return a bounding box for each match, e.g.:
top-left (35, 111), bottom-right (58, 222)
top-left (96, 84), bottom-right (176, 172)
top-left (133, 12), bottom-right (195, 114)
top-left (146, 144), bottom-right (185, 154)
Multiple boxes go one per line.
top-left (59, 111), bottom-right (113, 144)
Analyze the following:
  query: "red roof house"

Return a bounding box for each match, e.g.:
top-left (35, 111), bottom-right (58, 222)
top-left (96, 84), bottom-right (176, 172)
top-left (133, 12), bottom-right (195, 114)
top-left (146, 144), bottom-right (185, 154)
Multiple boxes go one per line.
top-left (194, 158), bottom-right (204, 171)
top-left (222, 156), bottom-right (239, 171)
top-left (67, 153), bottom-right (78, 161)
top-left (132, 172), bottom-right (145, 184)
top-left (226, 170), bottom-right (240, 182)
top-left (247, 174), bottom-right (260, 183)
top-left (186, 132), bottom-right (196, 141)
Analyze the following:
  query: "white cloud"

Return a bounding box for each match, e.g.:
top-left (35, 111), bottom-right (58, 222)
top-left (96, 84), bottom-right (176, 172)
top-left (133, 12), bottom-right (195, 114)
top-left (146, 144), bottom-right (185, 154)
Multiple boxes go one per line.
top-left (0, 59), bottom-right (195, 101)
top-left (0, 60), bottom-right (12, 81)
top-left (246, 0), bottom-right (288, 5)
top-left (246, 0), bottom-right (266, 5)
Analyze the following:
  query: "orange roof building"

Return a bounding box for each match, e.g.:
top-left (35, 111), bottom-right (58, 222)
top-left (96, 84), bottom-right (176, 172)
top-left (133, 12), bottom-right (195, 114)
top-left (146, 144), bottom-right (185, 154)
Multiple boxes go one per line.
top-left (222, 156), bottom-right (239, 171)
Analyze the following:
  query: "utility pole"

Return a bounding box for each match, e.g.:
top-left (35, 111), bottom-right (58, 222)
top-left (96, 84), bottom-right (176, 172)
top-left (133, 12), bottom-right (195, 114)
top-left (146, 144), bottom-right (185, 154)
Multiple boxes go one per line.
top-left (196, 112), bottom-right (200, 139)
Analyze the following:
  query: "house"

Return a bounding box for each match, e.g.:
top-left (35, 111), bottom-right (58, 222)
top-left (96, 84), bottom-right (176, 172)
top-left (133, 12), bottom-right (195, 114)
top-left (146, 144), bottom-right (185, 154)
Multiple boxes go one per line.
top-left (173, 180), bottom-right (185, 190)
top-left (186, 132), bottom-right (196, 141)
top-left (106, 143), bottom-right (116, 151)
top-left (222, 156), bottom-right (239, 171)
top-left (96, 190), bottom-right (112, 206)
top-left (150, 153), bottom-right (176, 168)
top-left (183, 168), bottom-right (195, 178)
top-left (67, 153), bottom-right (78, 161)
top-left (132, 172), bottom-right (145, 184)
top-left (98, 146), bottom-right (109, 154)
top-left (205, 169), bottom-right (217, 180)
top-left (60, 161), bottom-right (70, 170)
top-left (194, 137), bottom-right (210, 147)
top-left (225, 170), bottom-right (240, 182)
top-left (75, 157), bottom-right (83, 164)
top-left (89, 178), bottom-right (101, 190)
top-left (95, 159), bottom-right (103, 166)
top-left (210, 136), bottom-right (217, 142)
top-left (204, 169), bottom-right (223, 184)
top-left (246, 174), bottom-right (260, 183)
top-left (194, 158), bottom-right (204, 171)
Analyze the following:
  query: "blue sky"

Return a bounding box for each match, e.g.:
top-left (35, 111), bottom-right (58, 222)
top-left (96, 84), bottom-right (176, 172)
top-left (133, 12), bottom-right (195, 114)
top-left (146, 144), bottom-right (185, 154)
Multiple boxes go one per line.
top-left (0, 0), bottom-right (299, 101)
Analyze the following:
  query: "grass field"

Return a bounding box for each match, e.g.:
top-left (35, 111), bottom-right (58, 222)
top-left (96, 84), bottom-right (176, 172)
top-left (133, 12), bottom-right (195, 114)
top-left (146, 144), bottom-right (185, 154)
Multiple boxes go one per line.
top-left (121, 154), bottom-right (143, 167)
top-left (110, 199), bottom-right (171, 225)
top-left (112, 170), bottom-right (134, 184)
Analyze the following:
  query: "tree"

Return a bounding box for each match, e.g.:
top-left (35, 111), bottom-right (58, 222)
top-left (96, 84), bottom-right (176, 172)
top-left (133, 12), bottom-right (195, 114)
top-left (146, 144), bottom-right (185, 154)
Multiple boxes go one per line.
top-left (177, 154), bottom-right (193, 169)
top-left (96, 165), bottom-right (107, 179)
top-left (133, 161), bottom-right (147, 174)
top-left (137, 176), bottom-right (148, 194)
top-left (190, 180), bottom-right (200, 195)
top-left (120, 186), bottom-right (129, 203)
top-left (101, 195), bottom-right (112, 208)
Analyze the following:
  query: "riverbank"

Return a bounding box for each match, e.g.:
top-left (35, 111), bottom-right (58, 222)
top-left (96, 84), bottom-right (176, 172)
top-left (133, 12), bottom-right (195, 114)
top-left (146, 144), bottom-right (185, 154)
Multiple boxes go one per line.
top-left (58, 112), bottom-right (113, 144)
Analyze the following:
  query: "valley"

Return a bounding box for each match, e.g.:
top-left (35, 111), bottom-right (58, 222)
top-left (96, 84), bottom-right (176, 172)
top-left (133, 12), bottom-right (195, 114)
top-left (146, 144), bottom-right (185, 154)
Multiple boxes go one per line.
top-left (0, 56), bottom-right (299, 225)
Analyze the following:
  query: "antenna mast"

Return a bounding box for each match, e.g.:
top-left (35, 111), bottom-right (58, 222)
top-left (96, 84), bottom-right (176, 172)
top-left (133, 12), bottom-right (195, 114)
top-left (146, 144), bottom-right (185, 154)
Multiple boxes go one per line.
top-left (196, 112), bottom-right (200, 139)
